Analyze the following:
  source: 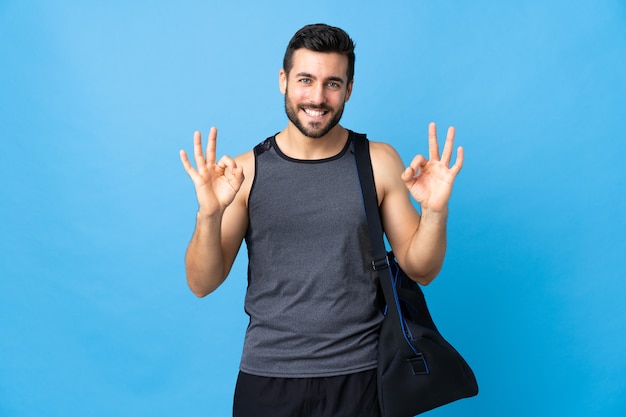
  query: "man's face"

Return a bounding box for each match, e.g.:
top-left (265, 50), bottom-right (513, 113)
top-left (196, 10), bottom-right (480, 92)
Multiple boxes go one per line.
top-left (280, 49), bottom-right (353, 139)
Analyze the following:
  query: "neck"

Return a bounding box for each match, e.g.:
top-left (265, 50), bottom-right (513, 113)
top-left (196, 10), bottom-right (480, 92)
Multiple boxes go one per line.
top-left (276, 124), bottom-right (349, 160)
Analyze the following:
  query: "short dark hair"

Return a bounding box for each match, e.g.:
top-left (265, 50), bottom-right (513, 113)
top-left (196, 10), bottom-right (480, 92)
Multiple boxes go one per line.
top-left (283, 24), bottom-right (356, 82)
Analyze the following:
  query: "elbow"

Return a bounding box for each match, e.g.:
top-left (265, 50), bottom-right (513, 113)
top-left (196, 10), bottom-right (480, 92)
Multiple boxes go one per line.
top-left (190, 286), bottom-right (211, 298)
top-left (186, 273), bottom-right (225, 298)
top-left (185, 262), bottom-right (225, 298)
top-left (414, 275), bottom-right (436, 286)
top-left (188, 280), bottom-right (219, 298)
top-left (396, 249), bottom-right (445, 287)
top-left (407, 264), bottom-right (442, 286)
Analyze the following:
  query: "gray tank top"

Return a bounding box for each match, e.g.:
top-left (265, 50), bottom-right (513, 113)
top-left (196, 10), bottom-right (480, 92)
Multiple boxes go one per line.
top-left (241, 131), bottom-right (383, 378)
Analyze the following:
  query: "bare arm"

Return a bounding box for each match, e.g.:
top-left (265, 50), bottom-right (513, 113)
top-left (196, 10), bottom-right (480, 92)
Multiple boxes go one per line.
top-left (374, 123), bottom-right (464, 285)
top-left (179, 128), bottom-right (250, 297)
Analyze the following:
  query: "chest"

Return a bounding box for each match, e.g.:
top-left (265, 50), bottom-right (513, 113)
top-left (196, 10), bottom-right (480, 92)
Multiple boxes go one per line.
top-left (248, 148), bottom-right (365, 240)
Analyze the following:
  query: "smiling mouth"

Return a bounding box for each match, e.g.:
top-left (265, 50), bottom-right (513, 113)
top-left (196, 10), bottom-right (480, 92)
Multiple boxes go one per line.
top-left (303, 108), bottom-right (329, 118)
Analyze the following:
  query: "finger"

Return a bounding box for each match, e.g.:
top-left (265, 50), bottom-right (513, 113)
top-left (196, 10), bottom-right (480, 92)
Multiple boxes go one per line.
top-left (409, 154), bottom-right (428, 171)
top-left (193, 131), bottom-right (206, 168)
top-left (179, 149), bottom-right (191, 169)
top-left (205, 127), bottom-right (218, 165)
top-left (179, 149), bottom-right (199, 180)
top-left (450, 146), bottom-right (464, 176)
top-left (441, 126), bottom-right (456, 166)
top-left (216, 154), bottom-right (239, 177)
top-left (217, 155), bottom-right (245, 191)
top-left (233, 165), bottom-right (245, 185)
top-left (402, 154), bottom-right (427, 181)
top-left (428, 122), bottom-right (440, 161)
top-left (401, 166), bottom-right (416, 182)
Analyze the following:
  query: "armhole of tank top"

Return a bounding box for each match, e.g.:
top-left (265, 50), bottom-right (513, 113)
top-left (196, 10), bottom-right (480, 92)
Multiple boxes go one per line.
top-left (249, 137), bottom-right (274, 216)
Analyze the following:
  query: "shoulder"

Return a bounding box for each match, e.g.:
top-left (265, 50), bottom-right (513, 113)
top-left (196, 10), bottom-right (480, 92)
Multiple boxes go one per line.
top-left (233, 149), bottom-right (255, 206)
top-left (367, 140), bottom-right (405, 202)
top-left (368, 140), bottom-right (403, 169)
top-left (235, 148), bottom-right (255, 168)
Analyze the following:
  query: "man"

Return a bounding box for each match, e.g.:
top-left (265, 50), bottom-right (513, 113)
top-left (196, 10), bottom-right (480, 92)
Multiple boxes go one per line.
top-left (179, 24), bottom-right (463, 417)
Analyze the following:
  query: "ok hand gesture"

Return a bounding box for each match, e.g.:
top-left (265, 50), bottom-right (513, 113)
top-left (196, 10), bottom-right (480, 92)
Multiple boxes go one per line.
top-left (401, 123), bottom-right (464, 213)
top-left (179, 127), bottom-right (245, 216)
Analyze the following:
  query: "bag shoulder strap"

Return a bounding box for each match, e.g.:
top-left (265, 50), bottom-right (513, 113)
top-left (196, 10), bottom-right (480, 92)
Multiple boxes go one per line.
top-left (353, 134), bottom-right (401, 317)
top-left (353, 133), bottom-right (389, 266)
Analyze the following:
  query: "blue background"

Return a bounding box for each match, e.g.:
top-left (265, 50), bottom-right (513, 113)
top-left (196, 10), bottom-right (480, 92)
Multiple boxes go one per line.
top-left (1, 1), bottom-right (625, 416)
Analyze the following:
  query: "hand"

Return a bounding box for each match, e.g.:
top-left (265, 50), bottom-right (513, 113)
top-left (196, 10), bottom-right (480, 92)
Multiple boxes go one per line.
top-left (401, 122), bottom-right (464, 213)
top-left (179, 127), bottom-right (245, 216)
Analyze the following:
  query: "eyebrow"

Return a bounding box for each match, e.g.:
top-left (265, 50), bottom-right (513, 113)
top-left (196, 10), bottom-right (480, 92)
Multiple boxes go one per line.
top-left (295, 72), bottom-right (346, 84)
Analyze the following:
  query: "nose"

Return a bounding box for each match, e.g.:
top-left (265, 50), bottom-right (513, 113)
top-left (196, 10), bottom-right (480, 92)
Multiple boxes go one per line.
top-left (309, 83), bottom-right (326, 105)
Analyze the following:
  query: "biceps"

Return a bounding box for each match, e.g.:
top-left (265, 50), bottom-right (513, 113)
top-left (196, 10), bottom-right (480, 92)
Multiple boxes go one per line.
top-left (220, 200), bottom-right (248, 275)
top-left (380, 186), bottom-right (421, 257)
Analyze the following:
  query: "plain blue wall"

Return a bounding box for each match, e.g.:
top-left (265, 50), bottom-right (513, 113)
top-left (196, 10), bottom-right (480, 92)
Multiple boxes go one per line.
top-left (1, 1), bottom-right (625, 416)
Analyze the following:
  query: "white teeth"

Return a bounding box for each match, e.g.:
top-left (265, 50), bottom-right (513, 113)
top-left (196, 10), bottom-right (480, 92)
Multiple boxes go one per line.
top-left (304, 109), bottom-right (326, 117)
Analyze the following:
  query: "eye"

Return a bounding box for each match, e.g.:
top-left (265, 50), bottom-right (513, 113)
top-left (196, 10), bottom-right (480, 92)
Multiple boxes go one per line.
top-left (327, 82), bottom-right (340, 88)
top-left (299, 78), bottom-right (311, 84)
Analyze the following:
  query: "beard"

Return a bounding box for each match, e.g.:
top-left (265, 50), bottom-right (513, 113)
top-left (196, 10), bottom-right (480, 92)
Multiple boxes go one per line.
top-left (284, 88), bottom-right (345, 139)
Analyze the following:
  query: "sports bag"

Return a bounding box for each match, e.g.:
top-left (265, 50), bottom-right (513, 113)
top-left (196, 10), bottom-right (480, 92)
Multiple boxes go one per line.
top-left (353, 134), bottom-right (478, 417)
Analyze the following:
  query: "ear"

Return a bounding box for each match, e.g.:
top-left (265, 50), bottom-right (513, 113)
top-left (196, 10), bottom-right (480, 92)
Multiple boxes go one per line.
top-left (344, 79), bottom-right (354, 102)
top-left (279, 69), bottom-right (287, 95)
